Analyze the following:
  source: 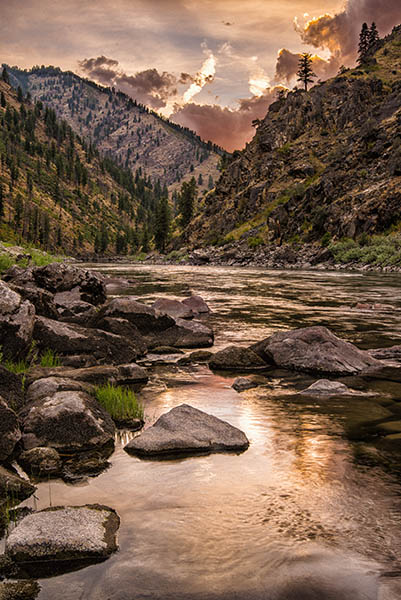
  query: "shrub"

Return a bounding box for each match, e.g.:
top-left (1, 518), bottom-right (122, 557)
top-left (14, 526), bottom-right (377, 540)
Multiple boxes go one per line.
top-left (95, 383), bottom-right (144, 422)
top-left (248, 236), bottom-right (264, 248)
top-left (321, 232), bottom-right (331, 247)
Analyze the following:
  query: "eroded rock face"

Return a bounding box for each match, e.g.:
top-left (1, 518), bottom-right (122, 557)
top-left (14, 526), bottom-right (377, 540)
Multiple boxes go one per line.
top-left (209, 346), bottom-right (268, 371)
top-left (33, 317), bottom-right (138, 364)
top-left (0, 397), bottom-right (21, 462)
top-left (125, 404), bottom-right (249, 457)
top-left (250, 326), bottom-right (379, 376)
top-left (6, 504), bottom-right (119, 565)
top-left (20, 391), bottom-right (115, 452)
top-left (0, 282), bottom-right (35, 360)
top-left (152, 298), bottom-right (194, 320)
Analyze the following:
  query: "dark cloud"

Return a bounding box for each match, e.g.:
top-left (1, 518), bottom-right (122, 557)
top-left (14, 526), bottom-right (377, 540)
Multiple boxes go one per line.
top-left (79, 55), bottom-right (180, 109)
top-left (172, 87), bottom-right (283, 152)
top-left (275, 48), bottom-right (339, 85)
top-left (297, 0), bottom-right (401, 63)
top-left (179, 72), bottom-right (194, 84)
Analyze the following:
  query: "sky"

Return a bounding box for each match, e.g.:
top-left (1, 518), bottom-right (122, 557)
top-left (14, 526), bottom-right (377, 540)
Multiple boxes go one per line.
top-left (1, 0), bottom-right (401, 150)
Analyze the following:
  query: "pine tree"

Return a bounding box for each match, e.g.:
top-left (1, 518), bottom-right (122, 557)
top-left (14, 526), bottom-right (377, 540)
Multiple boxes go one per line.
top-left (178, 177), bottom-right (197, 228)
top-left (154, 196), bottom-right (171, 253)
top-left (208, 175), bottom-right (214, 190)
top-left (14, 194), bottom-right (23, 230)
top-left (0, 92), bottom-right (5, 108)
top-left (369, 22), bottom-right (379, 47)
top-left (1, 67), bottom-right (9, 84)
top-left (358, 22), bottom-right (370, 63)
top-left (198, 173), bottom-right (203, 186)
top-left (17, 86), bottom-right (23, 103)
top-left (296, 53), bottom-right (316, 92)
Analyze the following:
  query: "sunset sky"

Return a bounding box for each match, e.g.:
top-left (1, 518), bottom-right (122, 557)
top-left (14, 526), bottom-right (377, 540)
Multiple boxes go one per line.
top-left (1, 0), bottom-right (401, 150)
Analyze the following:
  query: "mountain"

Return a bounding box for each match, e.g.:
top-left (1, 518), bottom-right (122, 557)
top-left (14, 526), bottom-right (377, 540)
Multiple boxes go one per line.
top-left (189, 25), bottom-right (401, 259)
top-left (0, 77), bottom-right (169, 255)
top-left (6, 65), bottom-right (222, 192)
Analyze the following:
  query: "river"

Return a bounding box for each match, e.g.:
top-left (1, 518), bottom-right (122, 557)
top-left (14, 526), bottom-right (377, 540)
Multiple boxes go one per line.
top-left (20, 265), bottom-right (401, 599)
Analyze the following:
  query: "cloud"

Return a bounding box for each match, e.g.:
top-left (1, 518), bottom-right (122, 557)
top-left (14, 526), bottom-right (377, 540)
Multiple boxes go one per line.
top-left (172, 86), bottom-right (284, 152)
top-left (182, 49), bottom-right (216, 104)
top-left (295, 0), bottom-right (401, 64)
top-left (79, 55), bottom-right (179, 108)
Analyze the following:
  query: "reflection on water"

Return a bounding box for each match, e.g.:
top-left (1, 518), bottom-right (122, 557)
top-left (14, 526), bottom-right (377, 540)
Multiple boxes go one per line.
top-left (17, 265), bottom-right (401, 598)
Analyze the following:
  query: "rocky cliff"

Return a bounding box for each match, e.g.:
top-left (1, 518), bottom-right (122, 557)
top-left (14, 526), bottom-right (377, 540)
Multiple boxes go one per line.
top-left (190, 25), bottom-right (401, 255)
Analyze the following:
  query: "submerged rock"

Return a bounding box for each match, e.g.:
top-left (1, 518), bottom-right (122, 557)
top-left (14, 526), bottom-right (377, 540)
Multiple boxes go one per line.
top-left (0, 397), bottom-right (21, 462)
top-left (6, 504), bottom-right (119, 567)
top-left (182, 295), bottom-right (210, 314)
top-left (209, 346), bottom-right (268, 371)
top-left (250, 326), bottom-right (379, 376)
top-left (125, 404), bottom-right (249, 457)
top-left (20, 390), bottom-right (115, 452)
top-left (298, 379), bottom-right (374, 396)
top-left (232, 376), bottom-right (266, 392)
top-left (18, 447), bottom-right (62, 478)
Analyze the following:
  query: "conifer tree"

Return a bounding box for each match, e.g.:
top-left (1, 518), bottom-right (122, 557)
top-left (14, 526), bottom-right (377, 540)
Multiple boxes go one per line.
top-left (296, 53), bottom-right (316, 92)
top-left (1, 67), bottom-right (9, 84)
top-left (369, 22), bottom-right (379, 47)
top-left (154, 196), bottom-right (171, 253)
top-left (178, 177), bottom-right (197, 228)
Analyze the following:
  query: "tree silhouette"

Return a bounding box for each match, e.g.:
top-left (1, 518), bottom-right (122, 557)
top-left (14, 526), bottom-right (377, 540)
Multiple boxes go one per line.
top-left (297, 53), bottom-right (316, 92)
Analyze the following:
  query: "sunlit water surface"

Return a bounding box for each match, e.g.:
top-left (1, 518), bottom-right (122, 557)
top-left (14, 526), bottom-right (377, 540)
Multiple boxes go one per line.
top-left (20, 266), bottom-right (401, 599)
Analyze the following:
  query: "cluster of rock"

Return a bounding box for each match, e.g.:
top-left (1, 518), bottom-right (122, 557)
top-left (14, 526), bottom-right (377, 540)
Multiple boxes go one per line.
top-left (0, 262), bottom-right (223, 586)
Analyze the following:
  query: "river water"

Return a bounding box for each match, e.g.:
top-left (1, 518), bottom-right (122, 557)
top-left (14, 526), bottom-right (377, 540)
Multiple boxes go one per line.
top-left (19, 265), bottom-right (401, 599)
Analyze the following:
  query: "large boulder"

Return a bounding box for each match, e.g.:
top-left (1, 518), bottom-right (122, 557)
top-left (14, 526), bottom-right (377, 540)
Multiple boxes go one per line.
top-left (0, 282), bottom-right (35, 360)
top-left (250, 326), bottom-right (379, 376)
top-left (6, 504), bottom-right (119, 566)
top-left (26, 364), bottom-right (148, 388)
top-left (54, 290), bottom-right (97, 325)
top-left (95, 297), bottom-right (174, 334)
top-left (0, 466), bottom-right (35, 503)
top-left (146, 318), bottom-right (214, 349)
top-left (18, 447), bottom-right (62, 478)
top-left (20, 390), bottom-right (115, 452)
top-left (182, 295), bottom-right (210, 314)
top-left (32, 263), bottom-right (106, 305)
top-left (152, 298), bottom-right (193, 320)
top-left (0, 366), bottom-right (24, 410)
top-left (0, 397), bottom-right (21, 462)
top-left (125, 404), bottom-right (249, 457)
top-left (33, 317), bottom-right (138, 364)
top-left (94, 317), bottom-right (148, 356)
top-left (8, 284), bottom-right (58, 319)
top-left (209, 346), bottom-right (268, 371)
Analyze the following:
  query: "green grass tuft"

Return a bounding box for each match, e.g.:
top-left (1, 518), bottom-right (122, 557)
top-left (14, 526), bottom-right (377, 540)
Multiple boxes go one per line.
top-left (40, 349), bottom-right (61, 368)
top-left (95, 383), bottom-right (144, 422)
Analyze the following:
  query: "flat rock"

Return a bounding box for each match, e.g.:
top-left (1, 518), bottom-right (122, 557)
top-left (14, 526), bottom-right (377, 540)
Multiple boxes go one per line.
top-left (20, 390), bottom-right (115, 452)
top-left (6, 504), bottom-right (119, 565)
top-left (33, 316), bottom-right (138, 364)
top-left (250, 326), bottom-right (379, 376)
top-left (209, 346), bottom-right (268, 371)
top-left (26, 377), bottom-right (91, 403)
top-left (182, 295), bottom-right (210, 314)
top-left (0, 397), bottom-right (21, 461)
top-left (362, 362), bottom-right (401, 382)
top-left (125, 403), bottom-right (249, 457)
top-left (0, 466), bottom-right (35, 503)
top-left (152, 298), bottom-right (193, 320)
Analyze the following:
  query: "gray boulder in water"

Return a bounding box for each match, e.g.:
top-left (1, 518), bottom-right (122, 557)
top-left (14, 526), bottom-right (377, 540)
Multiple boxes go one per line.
top-left (250, 326), bottom-right (379, 376)
top-left (6, 504), bottom-right (119, 566)
top-left (125, 404), bottom-right (249, 457)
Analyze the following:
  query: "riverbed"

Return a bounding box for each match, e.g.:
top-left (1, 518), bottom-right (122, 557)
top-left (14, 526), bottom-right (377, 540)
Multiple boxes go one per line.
top-left (19, 265), bottom-right (401, 599)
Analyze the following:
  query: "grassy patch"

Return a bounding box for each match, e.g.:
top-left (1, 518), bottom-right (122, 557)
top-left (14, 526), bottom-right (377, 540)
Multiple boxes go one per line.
top-left (2, 358), bottom-right (30, 374)
top-left (40, 349), bottom-right (61, 368)
top-left (95, 383), bottom-right (144, 422)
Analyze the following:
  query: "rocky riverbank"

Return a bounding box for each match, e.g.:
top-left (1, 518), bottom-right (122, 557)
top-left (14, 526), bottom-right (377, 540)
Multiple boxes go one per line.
top-left (2, 262), bottom-right (401, 596)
